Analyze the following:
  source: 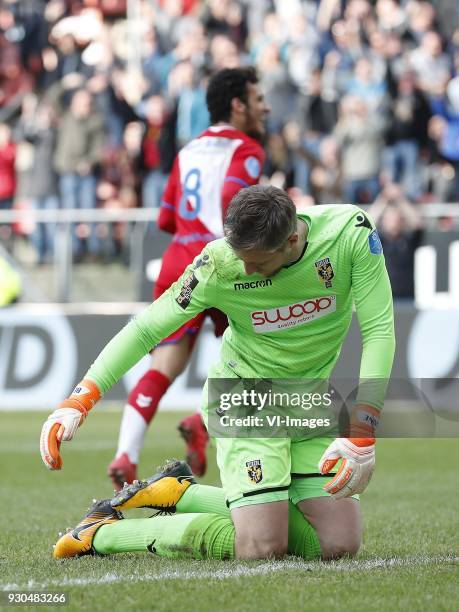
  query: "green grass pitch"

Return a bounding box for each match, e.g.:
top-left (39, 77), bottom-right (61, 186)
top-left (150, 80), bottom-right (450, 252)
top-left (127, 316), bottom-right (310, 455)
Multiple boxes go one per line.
top-left (1, 409), bottom-right (458, 612)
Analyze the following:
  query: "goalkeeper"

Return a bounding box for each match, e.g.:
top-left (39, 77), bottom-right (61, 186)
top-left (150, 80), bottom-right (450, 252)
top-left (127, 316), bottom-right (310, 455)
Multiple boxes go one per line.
top-left (41, 185), bottom-right (395, 560)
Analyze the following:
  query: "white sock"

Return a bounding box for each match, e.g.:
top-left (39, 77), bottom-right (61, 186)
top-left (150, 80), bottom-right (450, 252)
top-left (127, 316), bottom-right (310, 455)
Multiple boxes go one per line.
top-left (115, 404), bottom-right (148, 464)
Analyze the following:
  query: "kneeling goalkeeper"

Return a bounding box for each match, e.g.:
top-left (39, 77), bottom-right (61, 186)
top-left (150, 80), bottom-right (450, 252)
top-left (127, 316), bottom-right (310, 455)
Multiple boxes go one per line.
top-left (40, 185), bottom-right (395, 560)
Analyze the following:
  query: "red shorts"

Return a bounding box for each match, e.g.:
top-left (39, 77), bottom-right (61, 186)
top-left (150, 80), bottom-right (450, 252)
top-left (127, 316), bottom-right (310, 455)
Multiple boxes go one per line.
top-left (153, 242), bottom-right (228, 347)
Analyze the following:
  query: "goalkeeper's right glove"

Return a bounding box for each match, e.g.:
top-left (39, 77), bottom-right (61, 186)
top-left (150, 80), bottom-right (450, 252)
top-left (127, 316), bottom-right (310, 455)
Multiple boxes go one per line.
top-left (40, 379), bottom-right (101, 470)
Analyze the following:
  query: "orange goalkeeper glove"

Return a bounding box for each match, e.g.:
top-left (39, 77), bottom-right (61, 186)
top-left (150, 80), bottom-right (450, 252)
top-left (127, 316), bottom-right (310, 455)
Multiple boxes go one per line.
top-left (319, 405), bottom-right (379, 499)
top-left (40, 379), bottom-right (101, 470)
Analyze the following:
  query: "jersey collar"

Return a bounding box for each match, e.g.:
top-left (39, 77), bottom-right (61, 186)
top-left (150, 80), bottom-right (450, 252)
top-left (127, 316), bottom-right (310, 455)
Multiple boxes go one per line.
top-left (208, 124), bottom-right (236, 132)
top-left (283, 216), bottom-right (309, 269)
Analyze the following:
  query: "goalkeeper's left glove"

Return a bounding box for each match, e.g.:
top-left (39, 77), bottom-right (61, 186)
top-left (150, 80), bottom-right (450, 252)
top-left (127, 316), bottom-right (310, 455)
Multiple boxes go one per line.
top-left (319, 437), bottom-right (375, 499)
top-left (318, 404), bottom-right (379, 499)
top-left (40, 379), bottom-right (101, 470)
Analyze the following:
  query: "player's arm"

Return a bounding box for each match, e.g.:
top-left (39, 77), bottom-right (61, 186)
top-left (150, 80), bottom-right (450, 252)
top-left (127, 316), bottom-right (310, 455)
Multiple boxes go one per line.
top-left (320, 212), bottom-right (395, 498)
top-left (40, 248), bottom-right (218, 470)
top-left (157, 157), bottom-right (179, 234)
top-left (221, 142), bottom-right (265, 216)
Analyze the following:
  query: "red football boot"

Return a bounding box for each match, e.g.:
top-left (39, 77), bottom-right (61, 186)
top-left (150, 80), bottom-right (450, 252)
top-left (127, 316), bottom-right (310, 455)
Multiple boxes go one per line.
top-left (107, 453), bottom-right (138, 492)
top-left (178, 413), bottom-right (209, 477)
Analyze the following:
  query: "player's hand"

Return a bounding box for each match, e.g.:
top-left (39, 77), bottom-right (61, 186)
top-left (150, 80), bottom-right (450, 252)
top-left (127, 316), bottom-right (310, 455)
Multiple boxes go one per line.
top-left (319, 437), bottom-right (375, 499)
top-left (40, 379), bottom-right (101, 470)
top-left (40, 408), bottom-right (83, 470)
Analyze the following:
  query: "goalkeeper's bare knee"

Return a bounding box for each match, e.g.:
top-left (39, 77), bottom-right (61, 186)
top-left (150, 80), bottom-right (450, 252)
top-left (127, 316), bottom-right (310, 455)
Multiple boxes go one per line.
top-left (320, 533), bottom-right (361, 560)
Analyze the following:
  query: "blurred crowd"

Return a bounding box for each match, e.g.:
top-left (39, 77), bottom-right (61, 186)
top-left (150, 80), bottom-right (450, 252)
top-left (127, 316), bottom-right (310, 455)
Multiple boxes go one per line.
top-left (0, 0), bottom-right (458, 290)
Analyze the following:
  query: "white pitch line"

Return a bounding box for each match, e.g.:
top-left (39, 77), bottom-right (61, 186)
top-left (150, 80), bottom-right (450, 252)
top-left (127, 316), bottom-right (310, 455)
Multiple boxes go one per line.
top-left (1, 556), bottom-right (457, 591)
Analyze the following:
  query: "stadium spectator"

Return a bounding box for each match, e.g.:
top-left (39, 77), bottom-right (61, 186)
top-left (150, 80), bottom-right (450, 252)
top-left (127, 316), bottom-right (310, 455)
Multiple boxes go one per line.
top-left (96, 121), bottom-right (142, 260)
top-left (155, 16), bottom-right (207, 89)
top-left (101, 120), bottom-right (143, 208)
top-left (299, 68), bottom-right (338, 138)
top-left (345, 56), bottom-right (387, 114)
top-left (136, 93), bottom-right (175, 209)
top-left (54, 87), bottom-right (105, 259)
top-left (22, 102), bottom-right (59, 264)
top-left (254, 40), bottom-right (294, 131)
top-left (370, 182), bottom-right (423, 300)
top-left (383, 70), bottom-right (431, 201)
top-left (406, 0), bottom-right (437, 42)
top-left (173, 62), bottom-right (210, 147)
top-left (333, 95), bottom-right (385, 204)
top-left (284, 9), bottom-right (321, 97)
top-left (201, 0), bottom-right (247, 48)
top-left (292, 67), bottom-right (338, 192)
top-left (284, 121), bottom-right (342, 203)
top-left (409, 31), bottom-right (451, 98)
top-left (102, 67), bottom-right (144, 147)
top-left (375, 0), bottom-right (407, 35)
top-left (209, 34), bottom-right (240, 70)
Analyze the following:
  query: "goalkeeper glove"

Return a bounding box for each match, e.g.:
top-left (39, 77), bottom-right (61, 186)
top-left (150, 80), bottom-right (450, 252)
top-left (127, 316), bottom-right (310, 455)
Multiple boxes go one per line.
top-left (40, 379), bottom-right (101, 470)
top-left (319, 404), bottom-right (379, 499)
top-left (319, 437), bottom-right (375, 499)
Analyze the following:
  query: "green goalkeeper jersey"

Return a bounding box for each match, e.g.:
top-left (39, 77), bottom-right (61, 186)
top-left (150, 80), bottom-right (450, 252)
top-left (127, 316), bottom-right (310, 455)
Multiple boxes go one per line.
top-left (87, 205), bottom-right (395, 392)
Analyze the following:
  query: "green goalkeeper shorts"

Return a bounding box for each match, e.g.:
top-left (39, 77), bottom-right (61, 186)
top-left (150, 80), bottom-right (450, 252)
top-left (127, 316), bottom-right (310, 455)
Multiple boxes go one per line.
top-left (203, 361), bottom-right (344, 510)
top-left (214, 435), bottom-right (336, 509)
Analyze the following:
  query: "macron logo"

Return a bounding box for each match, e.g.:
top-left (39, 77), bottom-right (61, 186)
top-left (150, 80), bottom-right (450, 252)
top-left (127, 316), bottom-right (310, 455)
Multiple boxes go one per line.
top-left (234, 279), bottom-right (273, 290)
top-left (251, 296), bottom-right (336, 333)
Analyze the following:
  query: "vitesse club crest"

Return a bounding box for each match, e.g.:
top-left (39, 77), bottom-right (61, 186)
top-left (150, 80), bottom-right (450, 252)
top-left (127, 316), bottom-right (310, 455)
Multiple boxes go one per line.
top-left (315, 257), bottom-right (334, 288)
top-left (246, 459), bottom-right (263, 484)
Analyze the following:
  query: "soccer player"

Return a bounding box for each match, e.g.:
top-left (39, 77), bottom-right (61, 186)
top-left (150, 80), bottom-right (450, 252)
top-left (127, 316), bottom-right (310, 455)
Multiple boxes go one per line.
top-left (41, 185), bottom-right (395, 561)
top-left (108, 67), bottom-right (268, 487)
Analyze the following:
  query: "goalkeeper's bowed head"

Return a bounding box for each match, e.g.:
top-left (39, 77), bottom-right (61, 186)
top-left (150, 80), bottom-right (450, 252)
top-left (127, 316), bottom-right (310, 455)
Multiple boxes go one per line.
top-left (40, 379), bottom-right (101, 470)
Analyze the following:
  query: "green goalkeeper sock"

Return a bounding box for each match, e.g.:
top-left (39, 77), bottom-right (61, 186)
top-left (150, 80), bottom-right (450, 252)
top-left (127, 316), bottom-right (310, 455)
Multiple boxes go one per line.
top-left (93, 513), bottom-right (234, 560)
top-left (287, 501), bottom-right (322, 560)
top-left (176, 484), bottom-right (229, 517)
top-left (93, 501), bottom-right (320, 560)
